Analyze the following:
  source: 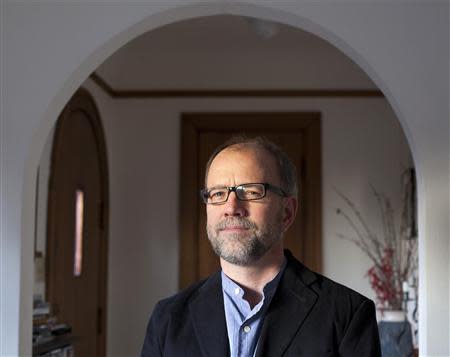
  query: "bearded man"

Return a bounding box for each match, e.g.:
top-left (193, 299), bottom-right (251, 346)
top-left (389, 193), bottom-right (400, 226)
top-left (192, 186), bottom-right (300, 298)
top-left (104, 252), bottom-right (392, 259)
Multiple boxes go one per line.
top-left (141, 136), bottom-right (381, 357)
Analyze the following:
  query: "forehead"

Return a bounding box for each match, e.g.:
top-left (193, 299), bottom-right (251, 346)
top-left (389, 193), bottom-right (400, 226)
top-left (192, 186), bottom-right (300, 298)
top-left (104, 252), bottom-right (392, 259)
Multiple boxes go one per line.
top-left (206, 146), bottom-right (280, 186)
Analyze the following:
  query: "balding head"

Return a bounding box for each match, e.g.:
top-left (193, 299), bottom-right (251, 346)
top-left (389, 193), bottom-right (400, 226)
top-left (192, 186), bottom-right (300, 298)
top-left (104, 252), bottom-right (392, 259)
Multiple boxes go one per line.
top-left (204, 136), bottom-right (298, 198)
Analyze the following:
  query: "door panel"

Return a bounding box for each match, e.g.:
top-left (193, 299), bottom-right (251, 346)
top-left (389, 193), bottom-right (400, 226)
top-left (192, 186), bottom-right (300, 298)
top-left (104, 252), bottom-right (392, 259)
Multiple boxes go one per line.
top-left (47, 89), bottom-right (108, 357)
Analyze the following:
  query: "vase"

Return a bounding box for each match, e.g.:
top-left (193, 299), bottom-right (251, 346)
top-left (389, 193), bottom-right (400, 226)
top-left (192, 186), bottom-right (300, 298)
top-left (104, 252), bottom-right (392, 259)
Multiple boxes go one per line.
top-left (378, 310), bottom-right (413, 357)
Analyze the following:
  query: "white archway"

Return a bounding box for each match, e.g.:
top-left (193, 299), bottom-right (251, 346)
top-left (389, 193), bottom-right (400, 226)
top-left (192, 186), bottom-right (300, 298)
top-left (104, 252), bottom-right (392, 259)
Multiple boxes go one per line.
top-left (15, 3), bottom-right (446, 356)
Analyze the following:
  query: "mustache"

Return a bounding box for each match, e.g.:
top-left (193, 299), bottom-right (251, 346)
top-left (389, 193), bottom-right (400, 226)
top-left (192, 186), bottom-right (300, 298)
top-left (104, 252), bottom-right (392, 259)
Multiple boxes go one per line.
top-left (215, 217), bottom-right (257, 230)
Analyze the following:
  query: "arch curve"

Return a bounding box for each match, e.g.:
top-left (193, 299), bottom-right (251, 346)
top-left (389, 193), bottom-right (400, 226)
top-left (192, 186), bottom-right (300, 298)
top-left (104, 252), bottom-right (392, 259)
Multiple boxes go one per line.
top-left (21, 3), bottom-right (425, 356)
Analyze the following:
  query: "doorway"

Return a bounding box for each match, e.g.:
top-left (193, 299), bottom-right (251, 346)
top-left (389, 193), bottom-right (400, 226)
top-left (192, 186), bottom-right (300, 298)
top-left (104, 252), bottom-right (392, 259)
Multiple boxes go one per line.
top-left (46, 88), bottom-right (109, 357)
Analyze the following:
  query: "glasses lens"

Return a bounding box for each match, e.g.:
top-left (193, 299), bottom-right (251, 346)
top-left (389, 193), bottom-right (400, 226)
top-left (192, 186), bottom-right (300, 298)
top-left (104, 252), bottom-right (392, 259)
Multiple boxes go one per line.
top-left (236, 184), bottom-right (265, 201)
top-left (207, 188), bottom-right (229, 204)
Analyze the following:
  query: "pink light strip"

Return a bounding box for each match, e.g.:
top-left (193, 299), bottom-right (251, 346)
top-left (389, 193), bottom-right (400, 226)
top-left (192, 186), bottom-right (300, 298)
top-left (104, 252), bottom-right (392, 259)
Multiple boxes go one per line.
top-left (74, 190), bottom-right (84, 277)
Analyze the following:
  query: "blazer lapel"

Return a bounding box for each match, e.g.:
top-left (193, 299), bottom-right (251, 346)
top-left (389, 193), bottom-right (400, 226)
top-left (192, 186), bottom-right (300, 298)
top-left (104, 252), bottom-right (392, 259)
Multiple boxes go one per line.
top-left (190, 272), bottom-right (229, 357)
top-left (255, 255), bottom-right (318, 357)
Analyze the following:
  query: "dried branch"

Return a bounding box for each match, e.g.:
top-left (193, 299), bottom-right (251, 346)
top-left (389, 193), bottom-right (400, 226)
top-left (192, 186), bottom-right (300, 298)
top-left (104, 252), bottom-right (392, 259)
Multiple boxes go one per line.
top-left (335, 185), bottom-right (418, 310)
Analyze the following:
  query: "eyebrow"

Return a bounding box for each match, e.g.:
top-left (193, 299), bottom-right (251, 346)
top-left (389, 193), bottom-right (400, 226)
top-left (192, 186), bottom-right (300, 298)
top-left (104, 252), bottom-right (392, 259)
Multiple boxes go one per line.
top-left (206, 185), bottom-right (230, 190)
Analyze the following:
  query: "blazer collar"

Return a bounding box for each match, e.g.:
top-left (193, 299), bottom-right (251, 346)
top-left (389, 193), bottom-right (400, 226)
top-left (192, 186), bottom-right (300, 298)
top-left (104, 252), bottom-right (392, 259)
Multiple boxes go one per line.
top-left (189, 251), bottom-right (318, 357)
top-left (255, 250), bottom-right (319, 357)
top-left (189, 272), bottom-right (229, 357)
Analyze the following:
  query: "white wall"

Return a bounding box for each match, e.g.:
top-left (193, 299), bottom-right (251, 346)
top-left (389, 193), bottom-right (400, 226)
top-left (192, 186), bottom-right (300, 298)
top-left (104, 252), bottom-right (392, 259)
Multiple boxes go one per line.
top-left (2, 2), bottom-right (448, 356)
top-left (83, 79), bottom-right (182, 356)
top-left (33, 127), bottom-right (55, 299)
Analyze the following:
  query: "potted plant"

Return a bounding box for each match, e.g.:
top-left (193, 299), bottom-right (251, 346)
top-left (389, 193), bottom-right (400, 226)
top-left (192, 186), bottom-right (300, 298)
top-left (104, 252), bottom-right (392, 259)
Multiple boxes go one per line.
top-left (335, 177), bottom-right (418, 356)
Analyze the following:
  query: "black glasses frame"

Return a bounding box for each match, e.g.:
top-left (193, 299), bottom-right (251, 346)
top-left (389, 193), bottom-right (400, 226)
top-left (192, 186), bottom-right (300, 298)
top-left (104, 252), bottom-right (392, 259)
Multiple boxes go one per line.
top-left (200, 182), bottom-right (288, 205)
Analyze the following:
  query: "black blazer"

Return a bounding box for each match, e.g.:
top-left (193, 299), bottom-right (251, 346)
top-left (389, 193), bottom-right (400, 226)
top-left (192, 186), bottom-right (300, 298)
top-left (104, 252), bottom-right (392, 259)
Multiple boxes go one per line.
top-left (141, 251), bottom-right (381, 356)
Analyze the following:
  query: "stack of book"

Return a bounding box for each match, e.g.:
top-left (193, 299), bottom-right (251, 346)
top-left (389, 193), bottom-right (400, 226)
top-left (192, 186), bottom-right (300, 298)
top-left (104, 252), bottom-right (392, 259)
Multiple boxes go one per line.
top-left (33, 296), bottom-right (73, 357)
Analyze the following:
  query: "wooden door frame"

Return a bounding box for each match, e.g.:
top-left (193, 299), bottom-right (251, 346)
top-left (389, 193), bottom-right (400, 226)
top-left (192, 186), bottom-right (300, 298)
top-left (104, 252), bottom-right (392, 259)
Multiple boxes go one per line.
top-left (46, 88), bottom-right (109, 357)
top-left (179, 112), bottom-right (322, 289)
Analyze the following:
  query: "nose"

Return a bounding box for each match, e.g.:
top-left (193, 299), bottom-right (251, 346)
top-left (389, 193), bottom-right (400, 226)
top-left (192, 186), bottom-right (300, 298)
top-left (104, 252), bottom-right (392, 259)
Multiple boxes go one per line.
top-left (223, 191), bottom-right (247, 217)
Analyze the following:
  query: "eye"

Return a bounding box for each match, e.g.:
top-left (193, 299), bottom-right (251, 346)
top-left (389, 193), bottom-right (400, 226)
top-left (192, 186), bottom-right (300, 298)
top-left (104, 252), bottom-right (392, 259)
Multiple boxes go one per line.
top-left (208, 188), bottom-right (228, 202)
top-left (211, 190), bottom-right (225, 198)
top-left (239, 184), bottom-right (265, 199)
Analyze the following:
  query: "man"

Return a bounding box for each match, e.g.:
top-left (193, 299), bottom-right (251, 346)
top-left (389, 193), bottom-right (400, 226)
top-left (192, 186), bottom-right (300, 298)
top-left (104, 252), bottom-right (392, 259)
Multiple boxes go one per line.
top-left (141, 136), bottom-right (381, 356)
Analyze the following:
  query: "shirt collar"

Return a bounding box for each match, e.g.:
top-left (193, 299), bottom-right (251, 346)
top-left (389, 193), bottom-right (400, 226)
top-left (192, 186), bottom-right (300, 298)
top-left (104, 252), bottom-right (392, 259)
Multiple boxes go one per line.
top-left (221, 257), bottom-right (287, 300)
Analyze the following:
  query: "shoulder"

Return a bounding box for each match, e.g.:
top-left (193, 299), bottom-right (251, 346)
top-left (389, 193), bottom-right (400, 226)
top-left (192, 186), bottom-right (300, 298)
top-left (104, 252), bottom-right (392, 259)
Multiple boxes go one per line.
top-left (283, 251), bottom-right (379, 347)
top-left (153, 277), bottom-right (210, 316)
top-left (141, 273), bottom-right (220, 355)
top-left (284, 250), bottom-right (373, 312)
top-left (314, 270), bottom-right (369, 306)
top-left (150, 271), bottom-right (220, 321)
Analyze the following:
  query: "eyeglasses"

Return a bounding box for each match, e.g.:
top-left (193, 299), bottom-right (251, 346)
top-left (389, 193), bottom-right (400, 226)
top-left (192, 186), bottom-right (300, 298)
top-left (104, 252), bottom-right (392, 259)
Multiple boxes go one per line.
top-left (200, 183), bottom-right (287, 205)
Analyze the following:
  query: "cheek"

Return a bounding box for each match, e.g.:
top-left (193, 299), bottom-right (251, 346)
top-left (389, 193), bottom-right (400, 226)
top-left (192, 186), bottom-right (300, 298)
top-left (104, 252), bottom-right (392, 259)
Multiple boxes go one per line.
top-left (254, 205), bottom-right (277, 224)
top-left (206, 207), bottom-right (220, 225)
top-left (262, 204), bottom-right (284, 228)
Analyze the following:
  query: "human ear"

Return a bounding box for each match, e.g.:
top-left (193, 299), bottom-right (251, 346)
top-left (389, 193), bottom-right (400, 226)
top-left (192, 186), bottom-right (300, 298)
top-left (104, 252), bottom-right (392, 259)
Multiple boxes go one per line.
top-left (282, 197), bottom-right (298, 233)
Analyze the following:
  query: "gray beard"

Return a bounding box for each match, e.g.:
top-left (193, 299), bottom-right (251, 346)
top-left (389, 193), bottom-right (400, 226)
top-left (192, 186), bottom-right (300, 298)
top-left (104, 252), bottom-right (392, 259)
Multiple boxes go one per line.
top-left (206, 216), bottom-right (283, 266)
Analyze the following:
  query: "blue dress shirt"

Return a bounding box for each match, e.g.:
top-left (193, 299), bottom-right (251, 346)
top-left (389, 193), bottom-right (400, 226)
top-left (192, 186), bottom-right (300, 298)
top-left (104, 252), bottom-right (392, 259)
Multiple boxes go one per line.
top-left (221, 260), bottom-right (286, 357)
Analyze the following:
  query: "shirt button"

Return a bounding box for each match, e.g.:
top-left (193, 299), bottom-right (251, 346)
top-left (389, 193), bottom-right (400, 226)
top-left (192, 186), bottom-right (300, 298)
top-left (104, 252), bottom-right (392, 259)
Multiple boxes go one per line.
top-left (243, 325), bottom-right (251, 333)
top-left (234, 288), bottom-right (240, 295)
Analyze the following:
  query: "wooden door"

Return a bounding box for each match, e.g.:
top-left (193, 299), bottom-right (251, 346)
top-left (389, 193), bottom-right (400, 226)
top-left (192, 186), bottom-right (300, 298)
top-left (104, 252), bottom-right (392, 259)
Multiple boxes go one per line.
top-left (179, 113), bottom-right (322, 288)
top-left (47, 88), bottom-right (108, 357)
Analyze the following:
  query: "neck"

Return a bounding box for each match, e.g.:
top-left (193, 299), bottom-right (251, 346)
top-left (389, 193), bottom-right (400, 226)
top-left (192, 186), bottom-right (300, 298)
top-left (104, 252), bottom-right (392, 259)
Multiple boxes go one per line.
top-left (221, 245), bottom-right (285, 308)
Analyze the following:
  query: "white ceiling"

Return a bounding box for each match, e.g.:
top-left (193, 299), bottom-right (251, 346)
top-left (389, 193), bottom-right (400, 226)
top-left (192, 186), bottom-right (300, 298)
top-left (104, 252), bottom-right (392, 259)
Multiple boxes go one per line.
top-left (97, 15), bottom-right (377, 90)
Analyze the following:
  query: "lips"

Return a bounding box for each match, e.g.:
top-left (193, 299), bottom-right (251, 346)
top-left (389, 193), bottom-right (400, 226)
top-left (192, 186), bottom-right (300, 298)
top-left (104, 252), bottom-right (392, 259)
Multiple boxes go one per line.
top-left (221, 226), bottom-right (248, 231)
